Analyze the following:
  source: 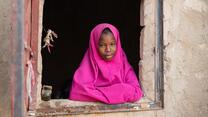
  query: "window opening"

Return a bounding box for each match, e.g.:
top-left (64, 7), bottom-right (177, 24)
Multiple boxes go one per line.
top-left (41, 0), bottom-right (143, 99)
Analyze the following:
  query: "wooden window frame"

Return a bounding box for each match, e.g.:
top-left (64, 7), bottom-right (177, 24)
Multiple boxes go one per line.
top-left (26, 0), bottom-right (164, 116)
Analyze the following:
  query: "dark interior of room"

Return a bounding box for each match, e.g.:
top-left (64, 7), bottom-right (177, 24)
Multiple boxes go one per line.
top-left (41, 0), bottom-right (142, 99)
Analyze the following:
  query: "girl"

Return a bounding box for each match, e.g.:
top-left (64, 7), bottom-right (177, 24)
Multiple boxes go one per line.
top-left (69, 23), bottom-right (143, 104)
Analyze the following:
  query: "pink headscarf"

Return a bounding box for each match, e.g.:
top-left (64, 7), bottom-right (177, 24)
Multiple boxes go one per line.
top-left (69, 23), bottom-right (143, 104)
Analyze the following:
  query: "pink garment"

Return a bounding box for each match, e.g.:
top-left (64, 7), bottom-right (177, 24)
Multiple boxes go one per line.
top-left (69, 23), bottom-right (143, 104)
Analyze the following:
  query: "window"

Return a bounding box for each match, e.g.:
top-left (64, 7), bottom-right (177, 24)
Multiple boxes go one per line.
top-left (26, 0), bottom-right (163, 116)
top-left (41, 0), bottom-right (141, 100)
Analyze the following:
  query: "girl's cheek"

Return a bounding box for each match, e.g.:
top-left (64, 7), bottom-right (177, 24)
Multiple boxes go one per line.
top-left (112, 47), bottom-right (117, 53)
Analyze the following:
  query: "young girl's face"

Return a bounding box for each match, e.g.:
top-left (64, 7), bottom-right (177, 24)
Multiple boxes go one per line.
top-left (98, 33), bottom-right (117, 61)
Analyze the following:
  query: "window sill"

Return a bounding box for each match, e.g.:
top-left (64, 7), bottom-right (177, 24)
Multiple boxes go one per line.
top-left (28, 97), bottom-right (162, 116)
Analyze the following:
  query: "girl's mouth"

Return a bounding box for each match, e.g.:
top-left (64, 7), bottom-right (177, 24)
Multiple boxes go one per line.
top-left (105, 54), bottom-right (113, 57)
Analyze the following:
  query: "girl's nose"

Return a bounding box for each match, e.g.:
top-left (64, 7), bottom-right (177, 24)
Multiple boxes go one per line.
top-left (105, 45), bottom-right (111, 52)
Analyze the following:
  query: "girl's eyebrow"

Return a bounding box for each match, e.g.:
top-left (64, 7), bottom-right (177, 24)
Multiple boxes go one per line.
top-left (99, 40), bottom-right (116, 44)
top-left (99, 41), bottom-right (105, 43)
top-left (110, 40), bottom-right (116, 44)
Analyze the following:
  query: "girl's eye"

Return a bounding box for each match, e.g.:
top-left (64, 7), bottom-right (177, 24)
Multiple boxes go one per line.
top-left (111, 43), bottom-right (116, 46)
top-left (99, 44), bottom-right (105, 47)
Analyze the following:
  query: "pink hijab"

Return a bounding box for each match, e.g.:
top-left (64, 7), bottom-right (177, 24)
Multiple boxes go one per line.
top-left (69, 23), bottom-right (143, 104)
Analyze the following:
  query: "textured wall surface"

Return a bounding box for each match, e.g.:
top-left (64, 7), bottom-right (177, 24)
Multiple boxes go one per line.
top-left (161, 0), bottom-right (208, 116)
top-left (0, 0), bottom-right (25, 116)
top-left (0, 0), bottom-right (13, 116)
